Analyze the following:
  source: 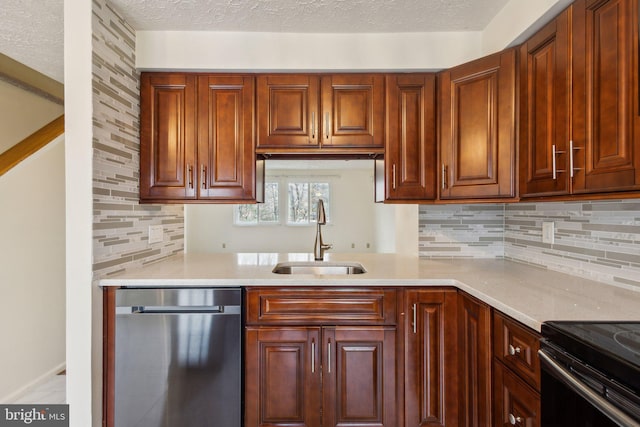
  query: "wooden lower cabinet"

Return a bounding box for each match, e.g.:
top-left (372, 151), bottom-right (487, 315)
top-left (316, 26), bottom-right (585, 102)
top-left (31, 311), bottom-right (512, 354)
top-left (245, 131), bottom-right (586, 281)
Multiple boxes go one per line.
top-left (493, 361), bottom-right (541, 427)
top-left (245, 325), bottom-right (396, 427)
top-left (457, 292), bottom-right (492, 427)
top-left (404, 289), bottom-right (458, 427)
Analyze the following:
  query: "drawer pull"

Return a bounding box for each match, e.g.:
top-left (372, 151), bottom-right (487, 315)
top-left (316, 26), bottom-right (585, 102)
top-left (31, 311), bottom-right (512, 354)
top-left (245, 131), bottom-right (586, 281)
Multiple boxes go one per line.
top-left (508, 344), bottom-right (521, 356)
top-left (508, 413), bottom-right (522, 425)
top-left (311, 339), bottom-right (315, 373)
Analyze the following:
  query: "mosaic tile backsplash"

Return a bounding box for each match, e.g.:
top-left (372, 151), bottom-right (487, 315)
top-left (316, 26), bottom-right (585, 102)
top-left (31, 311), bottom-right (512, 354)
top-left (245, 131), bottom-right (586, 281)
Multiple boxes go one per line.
top-left (419, 200), bottom-right (640, 290)
top-left (92, 0), bottom-right (184, 279)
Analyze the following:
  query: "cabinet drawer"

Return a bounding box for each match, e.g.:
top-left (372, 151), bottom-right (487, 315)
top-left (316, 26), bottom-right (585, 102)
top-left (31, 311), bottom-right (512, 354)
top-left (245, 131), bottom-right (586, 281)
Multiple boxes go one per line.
top-left (245, 288), bottom-right (397, 325)
top-left (493, 360), bottom-right (540, 427)
top-left (493, 311), bottom-right (541, 390)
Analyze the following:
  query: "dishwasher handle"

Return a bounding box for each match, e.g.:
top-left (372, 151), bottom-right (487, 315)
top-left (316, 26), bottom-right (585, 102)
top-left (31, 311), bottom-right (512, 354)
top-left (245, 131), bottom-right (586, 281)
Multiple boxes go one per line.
top-left (538, 349), bottom-right (640, 427)
top-left (119, 305), bottom-right (238, 314)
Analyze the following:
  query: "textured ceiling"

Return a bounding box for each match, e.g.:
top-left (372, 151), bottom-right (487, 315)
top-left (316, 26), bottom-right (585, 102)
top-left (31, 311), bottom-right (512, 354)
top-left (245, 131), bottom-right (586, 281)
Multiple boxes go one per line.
top-left (109, 0), bottom-right (510, 32)
top-left (0, 0), bottom-right (64, 82)
top-left (0, 0), bottom-right (511, 84)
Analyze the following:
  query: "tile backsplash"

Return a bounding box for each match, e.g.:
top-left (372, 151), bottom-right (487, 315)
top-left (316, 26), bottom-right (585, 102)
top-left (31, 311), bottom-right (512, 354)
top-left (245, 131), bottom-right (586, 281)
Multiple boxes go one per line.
top-left (419, 199), bottom-right (640, 290)
top-left (92, 0), bottom-right (184, 280)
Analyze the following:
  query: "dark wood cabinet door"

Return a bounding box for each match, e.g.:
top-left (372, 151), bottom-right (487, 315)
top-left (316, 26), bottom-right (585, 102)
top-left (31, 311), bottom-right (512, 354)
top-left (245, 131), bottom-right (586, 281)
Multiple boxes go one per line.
top-left (245, 327), bottom-right (322, 427)
top-left (493, 361), bottom-right (540, 427)
top-left (519, 8), bottom-right (572, 198)
top-left (404, 290), bottom-right (458, 427)
top-left (140, 73), bottom-right (197, 201)
top-left (197, 75), bottom-right (257, 201)
top-left (458, 292), bottom-right (492, 427)
top-left (321, 74), bottom-right (385, 149)
top-left (322, 326), bottom-right (396, 427)
top-left (384, 74), bottom-right (437, 201)
top-left (572, 0), bottom-right (640, 193)
top-left (439, 49), bottom-right (517, 200)
top-left (256, 74), bottom-right (320, 149)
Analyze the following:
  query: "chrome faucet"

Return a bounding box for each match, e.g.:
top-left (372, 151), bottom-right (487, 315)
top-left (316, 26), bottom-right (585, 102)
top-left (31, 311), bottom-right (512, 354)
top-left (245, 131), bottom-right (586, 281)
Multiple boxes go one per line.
top-left (314, 199), bottom-right (332, 261)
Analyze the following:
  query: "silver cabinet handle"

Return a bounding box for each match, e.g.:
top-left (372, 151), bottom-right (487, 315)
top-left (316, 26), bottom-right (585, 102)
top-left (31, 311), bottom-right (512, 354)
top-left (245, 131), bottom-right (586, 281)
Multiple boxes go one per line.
top-left (392, 164), bottom-right (397, 190)
top-left (325, 112), bottom-right (330, 140)
top-left (311, 112), bottom-right (315, 140)
top-left (508, 344), bottom-right (521, 356)
top-left (311, 339), bottom-right (315, 373)
top-left (412, 303), bottom-right (417, 334)
top-left (187, 164), bottom-right (193, 188)
top-left (327, 340), bottom-right (331, 373)
top-left (441, 164), bottom-right (447, 190)
top-left (539, 349), bottom-right (640, 427)
top-left (552, 145), bottom-right (557, 179)
top-left (508, 413), bottom-right (522, 425)
top-left (552, 144), bottom-right (566, 179)
top-left (570, 140), bottom-right (583, 178)
top-left (201, 164), bottom-right (206, 189)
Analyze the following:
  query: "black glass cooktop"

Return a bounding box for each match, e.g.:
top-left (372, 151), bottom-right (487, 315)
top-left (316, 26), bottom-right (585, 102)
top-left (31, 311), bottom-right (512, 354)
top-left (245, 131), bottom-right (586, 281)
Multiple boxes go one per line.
top-left (542, 321), bottom-right (640, 392)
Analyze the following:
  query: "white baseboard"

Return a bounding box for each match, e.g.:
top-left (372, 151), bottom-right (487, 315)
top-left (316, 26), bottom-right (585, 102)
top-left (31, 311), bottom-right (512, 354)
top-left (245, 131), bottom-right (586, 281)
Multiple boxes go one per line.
top-left (0, 362), bottom-right (66, 403)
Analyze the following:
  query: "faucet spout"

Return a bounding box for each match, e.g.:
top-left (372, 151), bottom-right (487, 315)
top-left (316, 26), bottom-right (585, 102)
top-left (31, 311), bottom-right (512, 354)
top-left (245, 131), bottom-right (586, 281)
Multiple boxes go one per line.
top-left (314, 200), bottom-right (332, 261)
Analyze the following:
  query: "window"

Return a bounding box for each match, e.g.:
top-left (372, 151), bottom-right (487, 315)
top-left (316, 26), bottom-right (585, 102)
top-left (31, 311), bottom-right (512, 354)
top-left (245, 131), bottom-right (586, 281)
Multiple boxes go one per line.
top-left (234, 182), bottom-right (279, 225)
top-left (287, 182), bottom-right (330, 225)
top-left (234, 180), bottom-right (330, 226)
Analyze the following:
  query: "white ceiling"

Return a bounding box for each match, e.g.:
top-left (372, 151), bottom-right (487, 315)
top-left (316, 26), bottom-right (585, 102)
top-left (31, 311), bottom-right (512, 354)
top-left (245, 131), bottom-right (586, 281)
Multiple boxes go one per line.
top-left (0, 0), bottom-right (510, 84)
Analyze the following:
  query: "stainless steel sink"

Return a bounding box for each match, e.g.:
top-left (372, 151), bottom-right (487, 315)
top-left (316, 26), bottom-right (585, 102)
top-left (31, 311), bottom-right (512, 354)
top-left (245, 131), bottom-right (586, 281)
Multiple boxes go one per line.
top-left (272, 261), bottom-right (366, 275)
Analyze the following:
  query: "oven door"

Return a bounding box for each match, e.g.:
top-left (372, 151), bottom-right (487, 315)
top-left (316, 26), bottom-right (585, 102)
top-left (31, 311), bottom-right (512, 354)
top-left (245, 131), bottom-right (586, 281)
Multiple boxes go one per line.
top-left (539, 348), bottom-right (640, 427)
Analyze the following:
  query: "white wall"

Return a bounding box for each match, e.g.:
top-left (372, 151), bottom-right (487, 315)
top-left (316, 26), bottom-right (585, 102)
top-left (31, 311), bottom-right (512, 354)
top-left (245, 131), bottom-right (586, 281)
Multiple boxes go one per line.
top-left (136, 31), bottom-right (482, 72)
top-left (64, 0), bottom-right (94, 425)
top-left (0, 136), bottom-right (66, 402)
top-left (187, 167), bottom-right (379, 254)
top-left (0, 80), bottom-right (63, 154)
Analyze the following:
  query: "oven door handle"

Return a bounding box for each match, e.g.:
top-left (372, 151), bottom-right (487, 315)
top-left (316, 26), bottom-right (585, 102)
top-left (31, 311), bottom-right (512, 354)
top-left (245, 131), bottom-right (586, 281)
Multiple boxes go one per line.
top-left (538, 349), bottom-right (640, 427)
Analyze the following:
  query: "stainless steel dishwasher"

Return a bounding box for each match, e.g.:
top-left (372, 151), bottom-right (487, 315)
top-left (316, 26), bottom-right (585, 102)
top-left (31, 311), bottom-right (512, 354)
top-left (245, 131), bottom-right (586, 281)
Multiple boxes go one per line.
top-left (114, 288), bottom-right (242, 427)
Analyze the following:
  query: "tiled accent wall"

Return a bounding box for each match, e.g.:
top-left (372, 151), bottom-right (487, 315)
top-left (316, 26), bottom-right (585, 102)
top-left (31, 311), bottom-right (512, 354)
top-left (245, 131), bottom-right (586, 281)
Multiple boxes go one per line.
top-left (505, 200), bottom-right (640, 290)
top-left (418, 200), bottom-right (640, 291)
top-left (92, 0), bottom-right (184, 279)
top-left (418, 204), bottom-right (505, 258)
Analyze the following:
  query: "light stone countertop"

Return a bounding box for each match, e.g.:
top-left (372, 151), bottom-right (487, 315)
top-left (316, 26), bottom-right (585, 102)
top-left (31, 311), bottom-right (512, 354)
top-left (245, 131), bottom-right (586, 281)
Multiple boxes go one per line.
top-left (99, 252), bottom-right (640, 332)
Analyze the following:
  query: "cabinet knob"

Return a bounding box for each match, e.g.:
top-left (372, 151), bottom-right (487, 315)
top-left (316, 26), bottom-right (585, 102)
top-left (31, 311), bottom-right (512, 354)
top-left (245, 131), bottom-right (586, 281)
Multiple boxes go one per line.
top-left (508, 413), bottom-right (522, 425)
top-left (508, 344), bottom-right (522, 356)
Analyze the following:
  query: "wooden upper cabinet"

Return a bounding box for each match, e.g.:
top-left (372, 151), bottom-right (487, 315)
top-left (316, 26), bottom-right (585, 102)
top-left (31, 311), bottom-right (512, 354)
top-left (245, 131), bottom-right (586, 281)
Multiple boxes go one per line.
top-left (140, 73), bottom-right (197, 201)
top-left (571, 0), bottom-right (640, 193)
top-left (382, 74), bottom-right (437, 202)
top-left (256, 74), bottom-right (320, 149)
top-left (256, 74), bottom-right (384, 154)
top-left (197, 75), bottom-right (258, 201)
top-left (320, 74), bottom-right (384, 149)
top-left (438, 49), bottom-right (517, 200)
top-left (140, 73), bottom-right (260, 203)
top-left (519, 8), bottom-right (572, 198)
top-left (404, 289), bottom-right (458, 427)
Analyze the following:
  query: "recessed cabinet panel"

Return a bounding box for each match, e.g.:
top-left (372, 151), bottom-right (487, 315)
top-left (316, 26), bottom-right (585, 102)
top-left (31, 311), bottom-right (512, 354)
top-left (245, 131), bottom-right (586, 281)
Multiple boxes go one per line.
top-left (572, 0), bottom-right (640, 192)
top-left (519, 8), bottom-right (571, 197)
top-left (140, 73), bottom-right (197, 200)
top-left (383, 74), bottom-right (437, 201)
top-left (405, 290), bottom-right (458, 427)
top-left (321, 74), bottom-right (385, 148)
top-left (245, 327), bottom-right (322, 427)
top-left (198, 75), bottom-right (256, 201)
top-left (257, 75), bottom-right (320, 148)
top-left (439, 49), bottom-right (516, 200)
top-left (323, 326), bottom-right (396, 427)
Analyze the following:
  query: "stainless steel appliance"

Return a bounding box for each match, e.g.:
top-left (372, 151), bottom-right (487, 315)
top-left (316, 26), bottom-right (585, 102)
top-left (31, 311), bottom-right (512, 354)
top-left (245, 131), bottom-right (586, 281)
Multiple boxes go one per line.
top-left (114, 288), bottom-right (242, 427)
top-left (540, 322), bottom-right (640, 427)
